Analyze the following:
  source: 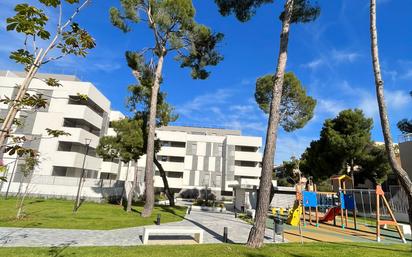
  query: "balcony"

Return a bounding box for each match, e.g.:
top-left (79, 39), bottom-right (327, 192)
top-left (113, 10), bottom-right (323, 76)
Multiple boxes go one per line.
top-left (64, 105), bottom-right (103, 129)
top-left (100, 161), bottom-right (119, 174)
top-left (234, 166), bottom-right (261, 177)
top-left (53, 151), bottom-right (102, 171)
top-left (399, 133), bottom-right (412, 143)
top-left (62, 127), bottom-right (100, 148)
top-left (154, 176), bottom-right (183, 189)
top-left (157, 161), bottom-right (185, 172)
top-left (234, 151), bottom-right (262, 162)
top-left (157, 146), bottom-right (186, 157)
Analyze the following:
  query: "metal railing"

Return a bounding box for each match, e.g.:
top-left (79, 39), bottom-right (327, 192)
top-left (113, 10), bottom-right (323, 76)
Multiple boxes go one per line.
top-left (399, 133), bottom-right (412, 143)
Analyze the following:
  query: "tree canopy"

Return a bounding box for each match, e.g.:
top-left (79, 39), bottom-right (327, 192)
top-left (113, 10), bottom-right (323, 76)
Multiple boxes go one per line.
top-left (255, 72), bottom-right (316, 132)
top-left (300, 109), bottom-right (391, 184)
top-left (97, 119), bottom-right (145, 164)
top-left (397, 91), bottom-right (412, 134)
top-left (110, 0), bottom-right (224, 79)
top-left (215, 0), bottom-right (320, 23)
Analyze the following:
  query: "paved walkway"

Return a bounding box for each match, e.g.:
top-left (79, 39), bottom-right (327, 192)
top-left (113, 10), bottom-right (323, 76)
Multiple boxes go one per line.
top-left (0, 210), bottom-right (283, 247)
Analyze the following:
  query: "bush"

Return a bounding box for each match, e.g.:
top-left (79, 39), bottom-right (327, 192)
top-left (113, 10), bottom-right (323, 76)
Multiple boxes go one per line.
top-left (179, 189), bottom-right (200, 199)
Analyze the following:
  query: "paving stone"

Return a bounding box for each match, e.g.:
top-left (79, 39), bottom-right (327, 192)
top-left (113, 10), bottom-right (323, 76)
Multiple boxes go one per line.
top-left (0, 210), bottom-right (284, 247)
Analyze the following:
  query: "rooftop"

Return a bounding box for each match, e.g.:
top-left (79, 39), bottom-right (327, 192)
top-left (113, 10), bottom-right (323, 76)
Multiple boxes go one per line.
top-left (0, 70), bottom-right (81, 82)
top-left (158, 125), bottom-right (241, 136)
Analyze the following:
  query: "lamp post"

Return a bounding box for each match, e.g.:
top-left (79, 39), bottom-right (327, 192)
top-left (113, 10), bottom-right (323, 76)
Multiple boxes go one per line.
top-left (4, 157), bottom-right (19, 199)
top-left (73, 138), bottom-right (91, 213)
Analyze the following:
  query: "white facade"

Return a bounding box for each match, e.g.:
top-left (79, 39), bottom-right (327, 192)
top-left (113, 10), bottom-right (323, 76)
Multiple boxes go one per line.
top-left (0, 71), bottom-right (263, 200)
top-left (152, 126), bottom-right (263, 196)
top-left (0, 71), bottom-right (117, 200)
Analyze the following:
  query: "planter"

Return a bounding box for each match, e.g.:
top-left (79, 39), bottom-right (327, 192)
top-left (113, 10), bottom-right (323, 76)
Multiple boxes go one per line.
top-left (190, 205), bottom-right (227, 213)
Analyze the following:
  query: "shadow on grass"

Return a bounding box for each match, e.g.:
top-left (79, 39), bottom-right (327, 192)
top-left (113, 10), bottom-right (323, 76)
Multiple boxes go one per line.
top-left (324, 241), bottom-right (412, 253)
top-left (48, 241), bottom-right (76, 257)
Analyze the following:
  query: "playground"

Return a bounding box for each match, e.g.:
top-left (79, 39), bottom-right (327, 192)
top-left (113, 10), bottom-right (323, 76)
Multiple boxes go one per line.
top-left (269, 175), bottom-right (410, 244)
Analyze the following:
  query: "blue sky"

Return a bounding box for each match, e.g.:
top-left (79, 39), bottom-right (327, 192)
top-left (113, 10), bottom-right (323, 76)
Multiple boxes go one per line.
top-left (1, 0), bottom-right (411, 164)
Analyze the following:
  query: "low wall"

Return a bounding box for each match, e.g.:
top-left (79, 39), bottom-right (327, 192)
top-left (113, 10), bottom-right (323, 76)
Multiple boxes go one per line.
top-left (0, 173), bottom-right (124, 202)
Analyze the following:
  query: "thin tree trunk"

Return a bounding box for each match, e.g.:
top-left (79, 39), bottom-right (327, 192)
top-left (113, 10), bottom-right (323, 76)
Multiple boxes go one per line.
top-left (120, 161), bottom-right (130, 206)
top-left (370, 0), bottom-right (412, 242)
top-left (154, 157), bottom-right (175, 207)
top-left (247, 0), bottom-right (294, 248)
top-left (127, 160), bottom-right (139, 212)
top-left (0, 49), bottom-right (44, 159)
top-left (16, 172), bottom-right (33, 219)
top-left (142, 53), bottom-right (165, 217)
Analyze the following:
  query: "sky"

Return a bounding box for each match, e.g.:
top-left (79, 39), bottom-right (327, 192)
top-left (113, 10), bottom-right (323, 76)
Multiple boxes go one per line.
top-left (1, 0), bottom-right (411, 165)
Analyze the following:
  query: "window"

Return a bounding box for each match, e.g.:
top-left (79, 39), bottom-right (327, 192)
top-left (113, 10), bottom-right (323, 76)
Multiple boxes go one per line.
top-left (169, 156), bottom-right (184, 163)
top-left (63, 118), bottom-right (100, 136)
top-left (218, 144), bottom-right (223, 155)
top-left (68, 95), bottom-right (105, 117)
top-left (58, 142), bottom-right (97, 157)
top-left (167, 172), bottom-right (183, 178)
top-left (171, 141), bottom-right (185, 148)
top-left (191, 144), bottom-right (197, 154)
top-left (235, 146), bottom-right (258, 152)
top-left (235, 160), bottom-right (257, 167)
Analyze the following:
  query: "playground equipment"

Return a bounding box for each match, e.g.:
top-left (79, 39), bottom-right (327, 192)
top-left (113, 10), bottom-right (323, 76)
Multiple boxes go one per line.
top-left (285, 174), bottom-right (406, 243)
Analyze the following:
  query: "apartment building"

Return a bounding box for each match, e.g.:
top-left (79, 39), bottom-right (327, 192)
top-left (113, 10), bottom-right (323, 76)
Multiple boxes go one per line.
top-left (399, 134), bottom-right (412, 179)
top-left (0, 70), bottom-right (263, 200)
top-left (0, 70), bottom-right (120, 199)
top-left (152, 126), bottom-right (262, 196)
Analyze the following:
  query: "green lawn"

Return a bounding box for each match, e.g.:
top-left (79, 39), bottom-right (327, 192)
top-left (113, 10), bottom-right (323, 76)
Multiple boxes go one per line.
top-left (0, 243), bottom-right (410, 257)
top-left (0, 198), bottom-right (187, 230)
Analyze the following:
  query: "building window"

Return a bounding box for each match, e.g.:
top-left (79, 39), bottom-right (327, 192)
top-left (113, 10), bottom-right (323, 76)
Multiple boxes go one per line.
top-left (68, 95), bottom-right (105, 117)
top-left (235, 146), bottom-right (258, 152)
top-left (171, 141), bottom-right (186, 148)
top-left (167, 171), bottom-right (183, 178)
top-left (218, 144), bottom-right (223, 155)
top-left (191, 144), bottom-right (197, 154)
top-left (58, 141), bottom-right (97, 157)
top-left (235, 160), bottom-right (257, 167)
top-left (169, 156), bottom-right (185, 163)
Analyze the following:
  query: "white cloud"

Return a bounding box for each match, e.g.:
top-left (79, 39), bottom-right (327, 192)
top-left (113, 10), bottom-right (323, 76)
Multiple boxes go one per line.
top-left (385, 90), bottom-right (410, 109)
top-left (400, 69), bottom-right (412, 80)
top-left (176, 88), bottom-right (233, 117)
top-left (331, 50), bottom-right (360, 63)
top-left (302, 50), bottom-right (361, 71)
top-left (275, 135), bottom-right (316, 165)
top-left (316, 99), bottom-right (347, 117)
top-left (302, 59), bottom-right (324, 70)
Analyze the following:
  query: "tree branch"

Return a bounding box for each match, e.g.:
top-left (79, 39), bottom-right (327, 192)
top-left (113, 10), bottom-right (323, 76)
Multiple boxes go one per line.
top-left (61, 0), bottom-right (91, 31)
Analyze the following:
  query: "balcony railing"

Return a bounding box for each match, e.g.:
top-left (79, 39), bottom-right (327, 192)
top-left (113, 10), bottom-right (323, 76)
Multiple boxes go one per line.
top-left (399, 133), bottom-right (412, 143)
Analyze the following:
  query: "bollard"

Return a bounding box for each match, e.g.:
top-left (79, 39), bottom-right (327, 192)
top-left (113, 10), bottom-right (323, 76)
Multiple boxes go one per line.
top-left (156, 214), bottom-right (161, 225)
top-left (274, 215), bottom-right (284, 243)
top-left (188, 205), bottom-right (192, 215)
top-left (273, 219), bottom-right (276, 243)
top-left (223, 227), bottom-right (228, 243)
top-left (234, 210), bottom-right (238, 218)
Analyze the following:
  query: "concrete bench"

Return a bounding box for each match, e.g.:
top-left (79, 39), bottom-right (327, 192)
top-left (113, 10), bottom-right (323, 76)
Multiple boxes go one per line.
top-left (142, 226), bottom-right (203, 244)
top-left (399, 223), bottom-right (411, 235)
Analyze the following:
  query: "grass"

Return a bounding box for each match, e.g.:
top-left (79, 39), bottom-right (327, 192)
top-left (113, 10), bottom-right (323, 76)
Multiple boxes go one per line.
top-left (0, 243), bottom-right (410, 257)
top-left (0, 198), bottom-right (187, 230)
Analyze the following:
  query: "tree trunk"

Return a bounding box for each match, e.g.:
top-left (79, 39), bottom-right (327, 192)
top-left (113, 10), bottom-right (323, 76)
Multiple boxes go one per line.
top-left (127, 160), bottom-right (139, 212)
top-left (154, 157), bottom-right (175, 207)
top-left (247, 0), bottom-right (294, 248)
top-left (120, 161), bottom-right (130, 206)
top-left (16, 172), bottom-right (34, 219)
top-left (0, 49), bottom-right (44, 159)
top-left (369, 0), bottom-right (412, 242)
top-left (142, 53), bottom-right (165, 217)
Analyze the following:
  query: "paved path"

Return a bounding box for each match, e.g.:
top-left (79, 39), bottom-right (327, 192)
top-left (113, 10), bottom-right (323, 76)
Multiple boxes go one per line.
top-left (0, 210), bottom-right (283, 247)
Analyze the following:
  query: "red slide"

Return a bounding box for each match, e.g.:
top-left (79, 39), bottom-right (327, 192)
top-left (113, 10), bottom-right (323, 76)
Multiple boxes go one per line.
top-left (320, 206), bottom-right (341, 222)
